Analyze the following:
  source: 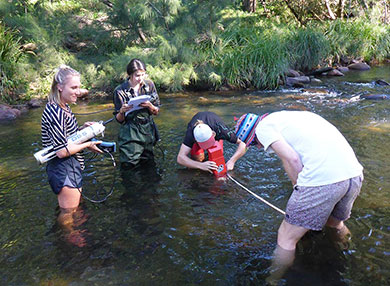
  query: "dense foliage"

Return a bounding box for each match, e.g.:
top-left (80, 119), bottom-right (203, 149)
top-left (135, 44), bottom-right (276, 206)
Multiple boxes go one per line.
top-left (0, 0), bottom-right (389, 103)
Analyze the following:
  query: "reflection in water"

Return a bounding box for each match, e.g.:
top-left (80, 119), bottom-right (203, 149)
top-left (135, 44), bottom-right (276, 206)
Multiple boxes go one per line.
top-left (284, 231), bottom-right (350, 286)
top-left (267, 226), bottom-right (354, 284)
top-left (57, 204), bottom-right (90, 248)
top-left (119, 160), bottom-right (163, 252)
top-left (2, 65), bottom-right (390, 285)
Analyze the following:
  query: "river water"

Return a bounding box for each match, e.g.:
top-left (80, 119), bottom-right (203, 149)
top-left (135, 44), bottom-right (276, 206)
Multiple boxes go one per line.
top-left (1, 66), bottom-right (390, 285)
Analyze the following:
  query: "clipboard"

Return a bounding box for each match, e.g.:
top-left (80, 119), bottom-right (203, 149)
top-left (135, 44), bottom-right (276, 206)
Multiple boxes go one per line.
top-left (125, 95), bottom-right (151, 116)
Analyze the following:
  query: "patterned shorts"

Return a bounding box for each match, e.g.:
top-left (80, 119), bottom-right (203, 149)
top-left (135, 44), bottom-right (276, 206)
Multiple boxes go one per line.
top-left (285, 174), bottom-right (363, 231)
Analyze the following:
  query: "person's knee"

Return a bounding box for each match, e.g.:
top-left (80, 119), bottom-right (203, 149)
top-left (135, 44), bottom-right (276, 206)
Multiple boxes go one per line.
top-left (326, 215), bottom-right (344, 229)
top-left (58, 187), bottom-right (81, 209)
top-left (58, 207), bottom-right (77, 227)
top-left (277, 220), bottom-right (308, 251)
top-left (277, 228), bottom-right (297, 251)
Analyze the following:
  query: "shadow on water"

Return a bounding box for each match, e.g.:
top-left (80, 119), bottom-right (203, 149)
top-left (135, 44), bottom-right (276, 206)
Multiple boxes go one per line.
top-left (1, 65), bottom-right (390, 285)
top-left (119, 161), bottom-right (163, 242)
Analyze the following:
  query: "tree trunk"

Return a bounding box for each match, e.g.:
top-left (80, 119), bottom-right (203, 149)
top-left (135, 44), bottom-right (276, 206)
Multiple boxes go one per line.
top-left (337, 0), bottom-right (345, 18)
top-left (261, 0), bottom-right (267, 12)
top-left (283, 0), bottom-right (304, 25)
top-left (101, 0), bottom-right (113, 8)
top-left (137, 27), bottom-right (147, 43)
top-left (243, 0), bottom-right (257, 13)
top-left (325, 0), bottom-right (336, 19)
top-left (360, 0), bottom-right (368, 10)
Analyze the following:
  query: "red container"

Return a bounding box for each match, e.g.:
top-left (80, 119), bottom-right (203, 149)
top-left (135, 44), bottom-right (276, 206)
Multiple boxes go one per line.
top-left (208, 142), bottom-right (227, 177)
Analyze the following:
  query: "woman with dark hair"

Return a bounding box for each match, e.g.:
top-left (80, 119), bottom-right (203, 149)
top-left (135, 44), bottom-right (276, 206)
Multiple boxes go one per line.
top-left (41, 65), bottom-right (102, 211)
top-left (113, 58), bottom-right (160, 168)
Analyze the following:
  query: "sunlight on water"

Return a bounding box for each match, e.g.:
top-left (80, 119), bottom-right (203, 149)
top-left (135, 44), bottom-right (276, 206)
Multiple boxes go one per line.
top-left (0, 66), bottom-right (390, 285)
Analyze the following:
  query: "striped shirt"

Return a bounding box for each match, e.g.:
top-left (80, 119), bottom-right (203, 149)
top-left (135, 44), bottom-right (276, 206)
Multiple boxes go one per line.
top-left (41, 102), bottom-right (84, 169)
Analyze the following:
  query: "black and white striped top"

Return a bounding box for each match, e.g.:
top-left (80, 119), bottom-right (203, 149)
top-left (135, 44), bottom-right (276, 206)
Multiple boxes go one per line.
top-left (41, 102), bottom-right (84, 168)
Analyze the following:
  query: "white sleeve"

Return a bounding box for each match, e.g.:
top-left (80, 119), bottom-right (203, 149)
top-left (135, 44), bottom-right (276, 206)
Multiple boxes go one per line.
top-left (255, 121), bottom-right (283, 152)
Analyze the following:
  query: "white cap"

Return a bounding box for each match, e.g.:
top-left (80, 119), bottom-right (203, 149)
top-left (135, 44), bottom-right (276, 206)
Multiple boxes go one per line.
top-left (193, 124), bottom-right (215, 150)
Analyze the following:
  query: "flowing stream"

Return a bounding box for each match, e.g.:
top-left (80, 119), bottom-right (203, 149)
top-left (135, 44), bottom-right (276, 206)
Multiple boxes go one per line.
top-left (1, 65), bottom-right (390, 285)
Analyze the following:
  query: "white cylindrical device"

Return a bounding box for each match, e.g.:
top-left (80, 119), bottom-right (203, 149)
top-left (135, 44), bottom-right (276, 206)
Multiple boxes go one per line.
top-left (66, 122), bottom-right (106, 144)
top-left (33, 122), bottom-right (106, 164)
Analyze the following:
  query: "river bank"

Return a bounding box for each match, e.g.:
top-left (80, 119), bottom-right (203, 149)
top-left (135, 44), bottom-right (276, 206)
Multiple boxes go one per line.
top-left (2, 60), bottom-right (389, 121)
top-left (2, 1), bottom-right (390, 105)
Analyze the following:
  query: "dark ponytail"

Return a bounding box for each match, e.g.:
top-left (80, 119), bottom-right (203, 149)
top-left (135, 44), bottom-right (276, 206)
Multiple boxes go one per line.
top-left (126, 58), bottom-right (146, 76)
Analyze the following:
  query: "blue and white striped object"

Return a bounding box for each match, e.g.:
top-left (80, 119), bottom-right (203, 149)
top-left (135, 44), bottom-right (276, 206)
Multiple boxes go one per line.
top-left (235, 113), bottom-right (268, 146)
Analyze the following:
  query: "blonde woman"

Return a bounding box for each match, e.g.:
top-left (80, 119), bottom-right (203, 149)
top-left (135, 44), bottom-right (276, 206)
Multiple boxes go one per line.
top-left (41, 65), bottom-right (102, 210)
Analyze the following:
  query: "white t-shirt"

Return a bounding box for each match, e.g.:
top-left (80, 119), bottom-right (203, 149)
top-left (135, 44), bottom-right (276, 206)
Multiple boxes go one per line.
top-left (256, 111), bottom-right (363, 187)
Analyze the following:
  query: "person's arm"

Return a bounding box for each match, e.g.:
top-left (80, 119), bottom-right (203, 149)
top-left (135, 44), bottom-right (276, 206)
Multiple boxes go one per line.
top-left (140, 80), bottom-right (160, 115)
top-left (113, 88), bottom-right (133, 123)
top-left (270, 139), bottom-right (303, 185)
top-left (115, 103), bottom-right (133, 123)
top-left (226, 139), bottom-right (247, 171)
top-left (140, 101), bottom-right (159, 115)
top-left (177, 143), bottom-right (218, 173)
top-left (56, 141), bottom-right (102, 158)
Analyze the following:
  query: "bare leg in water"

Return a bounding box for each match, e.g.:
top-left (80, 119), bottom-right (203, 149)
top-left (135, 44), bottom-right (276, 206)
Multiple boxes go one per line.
top-left (57, 186), bottom-right (88, 247)
top-left (267, 216), bottom-right (352, 284)
top-left (57, 207), bottom-right (89, 247)
top-left (267, 220), bottom-right (309, 284)
top-left (267, 245), bottom-right (296, 284)
top-left (325, 215), bottom-right (352, 250)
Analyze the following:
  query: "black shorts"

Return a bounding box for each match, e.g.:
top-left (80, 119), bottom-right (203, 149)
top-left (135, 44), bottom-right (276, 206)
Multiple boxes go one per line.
top-left (46, 156), bottom-right (83, 194)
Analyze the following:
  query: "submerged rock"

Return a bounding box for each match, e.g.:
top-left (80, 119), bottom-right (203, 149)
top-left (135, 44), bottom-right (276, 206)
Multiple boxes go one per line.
top-left (327, 69), bottom-right (344, 76)
top-left (0, 104), bottom-right (21, 120)
top-left (307, 67), bottom-right (333, 76)
top-left (285, 76), bottom-right (310, 87)
top-left (375, 79), bottom-right (390, 86)
top-left (361, 94), bottom-right (390, 100)
top-left (302, 88), bottom-right (329, 94)
top-left (348, 62), bottom-right (370, 70)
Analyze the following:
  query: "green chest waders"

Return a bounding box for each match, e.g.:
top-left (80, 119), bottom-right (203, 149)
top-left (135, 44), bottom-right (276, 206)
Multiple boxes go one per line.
top-left (118, 109), bottom-right (156, 166)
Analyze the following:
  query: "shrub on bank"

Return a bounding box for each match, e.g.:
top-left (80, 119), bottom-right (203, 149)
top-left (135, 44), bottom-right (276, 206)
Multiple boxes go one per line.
top-left (325, 19), bottom-right (390, 63)
top-left (1, 2), bottom-right (390, 104)
top-left (0, 23), bottom-right (26, 104)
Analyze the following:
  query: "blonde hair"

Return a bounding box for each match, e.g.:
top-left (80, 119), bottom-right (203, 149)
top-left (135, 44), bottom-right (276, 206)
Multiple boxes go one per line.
top-left (48, 65), bottom-right (80, 105)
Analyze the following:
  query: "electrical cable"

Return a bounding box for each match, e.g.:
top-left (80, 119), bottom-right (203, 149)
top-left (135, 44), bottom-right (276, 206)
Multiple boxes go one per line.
top-left (72, 108), bottom-right (114, 116)
top-left (80, 149), bottom-right (116, 203)
top-left (66, 146), bottom-right (116, 204)
top-left (227, 173), bottom-right (286, 215)
top-left (155, 141), bottom-right (165, 161)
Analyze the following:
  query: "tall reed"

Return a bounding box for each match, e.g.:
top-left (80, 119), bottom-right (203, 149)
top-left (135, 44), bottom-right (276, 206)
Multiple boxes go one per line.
top-left (325, 19), bottom-right (390, 62)
top-left (215, 25), bottom-right (289, 89)
top-left (286, 27), bottom-right (330, 71)
top-left (0, 23), bottom-right (24, 103)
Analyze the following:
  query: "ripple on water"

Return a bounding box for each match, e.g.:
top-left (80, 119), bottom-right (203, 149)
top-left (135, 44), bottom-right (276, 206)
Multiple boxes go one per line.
top-left (1, 66), bottom-right (390, 285)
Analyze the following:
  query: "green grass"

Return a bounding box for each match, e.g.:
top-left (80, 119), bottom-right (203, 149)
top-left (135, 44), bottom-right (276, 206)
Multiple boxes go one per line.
top-left (0, 23), bottom-right (25, 103)
top-left (1, 2), bottom-right (390, 104)
top-left (325, 19), bottom-right (390, 63)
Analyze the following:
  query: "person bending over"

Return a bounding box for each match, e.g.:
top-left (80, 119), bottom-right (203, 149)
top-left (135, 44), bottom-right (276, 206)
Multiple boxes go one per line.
top-left (177, 111), bottom-right (246, 173)
top-left (233, 111), bottom-right (363, 279)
